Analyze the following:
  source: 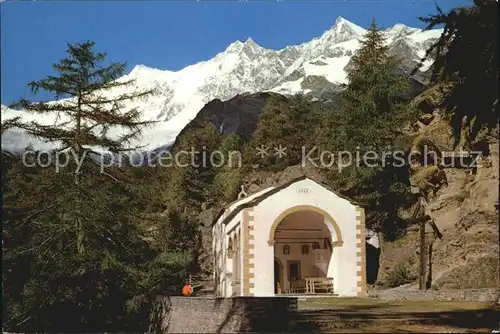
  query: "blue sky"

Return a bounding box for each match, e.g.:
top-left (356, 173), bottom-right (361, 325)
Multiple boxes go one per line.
top-left (1, 0), bottom-right (472, 104)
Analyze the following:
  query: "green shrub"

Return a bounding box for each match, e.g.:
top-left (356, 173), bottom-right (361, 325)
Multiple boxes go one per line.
top-left (380, 261), bottom-right (417, 288)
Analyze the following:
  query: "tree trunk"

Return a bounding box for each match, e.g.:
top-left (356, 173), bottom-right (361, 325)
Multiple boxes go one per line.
top-left (75, 171), bottom-right (85, 255)
top-left (75, 91), bottom-right (84, 255)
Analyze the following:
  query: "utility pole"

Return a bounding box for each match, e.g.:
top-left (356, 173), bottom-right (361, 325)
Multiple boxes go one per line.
top-left (419, 218), bottom-right (426, 290)
top-left (411, 186), bottom-right (427, 291)
top-left (426, 243), bottom-right (433, 290)
top-left (495, 201), bottom-right (499, 304)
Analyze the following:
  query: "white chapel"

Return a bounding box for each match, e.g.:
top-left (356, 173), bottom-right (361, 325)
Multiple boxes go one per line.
top-left (212, 176), bottom-right (368, 297)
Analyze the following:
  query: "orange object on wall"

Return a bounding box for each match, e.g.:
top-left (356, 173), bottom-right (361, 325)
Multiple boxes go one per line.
top-left (182, 284), bottom-right (193, 296)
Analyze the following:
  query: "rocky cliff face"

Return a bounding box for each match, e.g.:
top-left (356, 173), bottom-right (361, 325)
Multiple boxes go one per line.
top-left (379, 157), bottom-right (499, 290)
top-left (429, 144), bottom-right (498, 289)
top-left (170, 92), bottom-right (282, 151)
top-left (377, 84), bottom-right (499, 291)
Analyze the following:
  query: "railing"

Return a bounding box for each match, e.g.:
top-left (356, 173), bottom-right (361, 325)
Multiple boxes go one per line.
top-left (188, 275), bottom-right (204, 290)
top-left (186, 275), bottom-right (210, 296)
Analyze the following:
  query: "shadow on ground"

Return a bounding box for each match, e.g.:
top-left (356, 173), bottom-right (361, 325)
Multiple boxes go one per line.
top-left (214, 297), bottom-right (323, 333)
top-left (217, 301), bottom-right (500, 332)
top-left (150, 296), bottom-right (499, 333)
top-left (291, 305), bottom-right (500, 332)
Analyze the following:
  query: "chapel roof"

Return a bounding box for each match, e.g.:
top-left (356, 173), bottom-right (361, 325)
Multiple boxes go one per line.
top-left (212, 175), bottom-right (367, 226)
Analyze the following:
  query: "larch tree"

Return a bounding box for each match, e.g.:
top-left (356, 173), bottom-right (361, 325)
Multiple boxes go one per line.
top-left (14, 41), bottom-right (154, 156)
top-left (2, 42), bottom-right (197, 332)
top-left (11, 41), bottom-right (155, 254)
top-left (324, 19), bottom-right (417, 237)
top-left (339, 18), bottom-right (413, 152)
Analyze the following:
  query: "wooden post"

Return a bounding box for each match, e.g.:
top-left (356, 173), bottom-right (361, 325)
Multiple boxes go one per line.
top-left (419, 220), bottom-right (426, 290)
top-left (495, 201), bottom-right (499, 303)
top-left (426, 242), bottom-right (433, 290)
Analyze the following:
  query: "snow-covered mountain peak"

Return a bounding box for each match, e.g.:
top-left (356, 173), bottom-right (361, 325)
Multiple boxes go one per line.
top-left (384, 23), bottom-right (421, 41)
top-left (333, 17), bottom-right (366, 35)
top-left (128, 64), bottom-right (173, 79)
top-left (245, 36), bottom-right (257, 44)
top-left (223, 37), bottom-right (264, 57)
top-left (389, 23), bottom-right (420, 33)
top-left (125, 64), bottom-right (175, 90)
top-left (311, 16), bottom-right (367, 47)
top-left (2, 18), bottom-right (443, 154)
top-left (334, 16), bottom-right (348, 24)
top-left (224, 40), bottom-right (244, 53)
top-left (333, 16), bottom-right (366, 35)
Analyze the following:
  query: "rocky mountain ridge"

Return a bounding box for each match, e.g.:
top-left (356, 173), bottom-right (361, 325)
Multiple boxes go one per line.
top-left (1, 17), bottom-right (442, 154)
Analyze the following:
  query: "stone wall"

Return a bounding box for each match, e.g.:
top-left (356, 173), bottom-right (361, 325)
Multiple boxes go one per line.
top-left (371, 288), bottom-right (498, 302)
top-left (149, 296), bottom-right (298, 333)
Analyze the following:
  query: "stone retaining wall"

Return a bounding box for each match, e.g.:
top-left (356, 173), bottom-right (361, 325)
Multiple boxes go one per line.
top-left (149, 296), bottom-right (298, 333)
top-left (371, 288), bottom-right (498, 302)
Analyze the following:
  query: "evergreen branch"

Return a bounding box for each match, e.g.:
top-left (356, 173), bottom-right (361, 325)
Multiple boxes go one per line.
top-left (76, 130), bottom-right (123, 150)
top-left (1, 116), bottom-right (21, 134)
top-left (7, 227), bottom-right (72, 259)
top-left (80, 104), bottom-right (155, 130)
top-left (52, 58), bottom-right (79, 73)
top-left (100, 170), bottom-right (125, 184)
top-left (83, 77), bottom-right (136, 93)
top-left (13, 121), bottom-right (74, 144)
top-left (83, 87), bottom-right (156, 105)
top-left (87, 61), bottom-right (127, 83)
top-left (10, 201), bottom-right (63, 234)
top-left (12, 99), bottom-right (77, 114)
top-left (28, 76), bottom-right (78, 98)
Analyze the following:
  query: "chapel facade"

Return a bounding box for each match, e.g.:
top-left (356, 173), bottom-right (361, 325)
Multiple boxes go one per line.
top-left (212, 176), bottom-right (367, 297)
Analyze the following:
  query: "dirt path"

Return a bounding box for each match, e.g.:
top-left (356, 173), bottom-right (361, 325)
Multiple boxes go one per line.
top-left (294, 298), bottom-right (500, 333)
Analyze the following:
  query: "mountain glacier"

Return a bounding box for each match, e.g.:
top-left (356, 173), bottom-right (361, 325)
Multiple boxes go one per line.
top-left (1, 17), bottom-right (442, 154)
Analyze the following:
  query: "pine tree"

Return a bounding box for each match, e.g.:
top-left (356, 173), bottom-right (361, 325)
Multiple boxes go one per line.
top-left (13, 41), bottom-right (154, 155)
top-left (2, 42), bottom-right (196, 331)
top-left (324, 19), bottom-right (417, 237)
top-left (163, 123), bottom-right (222, 211)
top-left (11, 41), bottom-right (155, 254)
top-left (339, 18), bottom-right (413, 152)
top-left (249, 93), bottom-right (320, 170)
top-left (347, 19), bottom-right (390, 87)
top-left (251, 94), bottom-right (290, 150)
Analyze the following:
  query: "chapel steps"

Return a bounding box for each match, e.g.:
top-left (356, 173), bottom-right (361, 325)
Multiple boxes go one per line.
top-left (192, 279), bottom-right (215, 297)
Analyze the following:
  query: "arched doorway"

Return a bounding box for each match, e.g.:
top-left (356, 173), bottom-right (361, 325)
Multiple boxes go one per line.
top-left (269, 206), bottom-right (343, 294)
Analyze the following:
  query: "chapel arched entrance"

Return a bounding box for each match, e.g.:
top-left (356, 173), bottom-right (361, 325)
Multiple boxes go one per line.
top-left (269, 205), bottom-right (343, 295)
